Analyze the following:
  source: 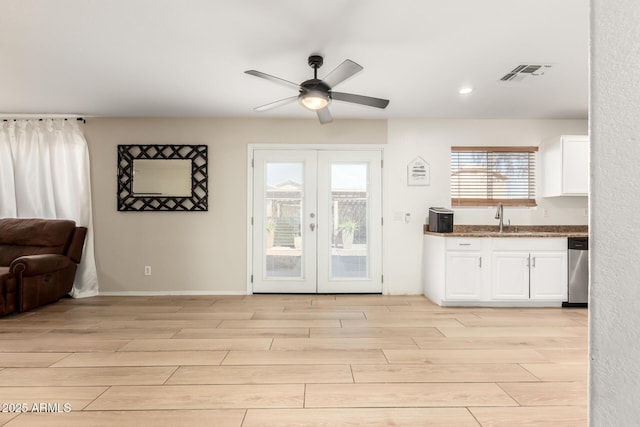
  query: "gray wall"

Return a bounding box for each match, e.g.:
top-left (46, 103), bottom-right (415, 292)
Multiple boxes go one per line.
top-left (85, 118), bottom-right (387, 293)
top-left (590, 0), bottom-right (640, 423)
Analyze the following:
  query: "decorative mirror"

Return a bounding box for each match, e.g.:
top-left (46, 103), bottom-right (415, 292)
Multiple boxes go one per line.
top-left (117, 144), bottom-right (208, 211)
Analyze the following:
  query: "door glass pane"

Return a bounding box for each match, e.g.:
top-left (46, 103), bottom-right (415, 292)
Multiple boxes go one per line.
top-left (265, 162), bottom-right (303, 278)
top-left (330, 163), bottom-right (368, 279)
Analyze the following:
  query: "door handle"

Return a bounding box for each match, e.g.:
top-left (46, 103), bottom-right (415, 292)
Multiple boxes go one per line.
top-left (310, 223), bottom-right (316, 231)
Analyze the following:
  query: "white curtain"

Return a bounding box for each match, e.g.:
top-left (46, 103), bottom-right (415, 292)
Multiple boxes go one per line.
top-left (0, 118), bottom-right (98, 297)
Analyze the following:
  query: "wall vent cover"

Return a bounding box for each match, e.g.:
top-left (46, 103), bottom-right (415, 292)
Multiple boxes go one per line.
top-left (500, 64), bottom-right (552, 82)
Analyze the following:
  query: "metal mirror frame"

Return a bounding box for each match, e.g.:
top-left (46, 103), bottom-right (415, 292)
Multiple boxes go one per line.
top-left (117, 144), bottom-right (208, 211)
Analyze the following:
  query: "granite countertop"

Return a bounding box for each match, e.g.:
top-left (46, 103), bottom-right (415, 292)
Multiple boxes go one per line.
top-left (424, 224), bottom-right (588, 238)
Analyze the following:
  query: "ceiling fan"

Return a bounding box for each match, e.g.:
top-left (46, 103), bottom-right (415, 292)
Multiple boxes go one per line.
top-left (244, 55), bottom-right (390, 124)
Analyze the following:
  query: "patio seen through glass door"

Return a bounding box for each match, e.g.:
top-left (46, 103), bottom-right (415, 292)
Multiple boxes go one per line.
top-left (251, 149), bottom-right (382, 293)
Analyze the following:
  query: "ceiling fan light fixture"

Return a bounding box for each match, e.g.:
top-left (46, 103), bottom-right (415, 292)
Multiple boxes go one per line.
top-left (299, 90), bottom-right (330, 110)
top-left (246, 55), bottom-right (389, 123)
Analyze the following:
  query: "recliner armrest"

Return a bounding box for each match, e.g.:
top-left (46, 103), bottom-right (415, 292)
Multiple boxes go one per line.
top-left (9, 254), bottom-right (72, 276)
top-left (67, 227), bottom-right (87, 264)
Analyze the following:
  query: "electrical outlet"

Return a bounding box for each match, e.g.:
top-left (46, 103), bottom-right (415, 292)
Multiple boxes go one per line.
top-left (583, 208), bottom-right (589, 217)
top-left (144, 266), bottom-right (151, 276)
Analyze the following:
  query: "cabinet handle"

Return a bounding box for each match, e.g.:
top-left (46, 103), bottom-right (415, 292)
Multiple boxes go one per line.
top-left (532, 256), bottom-right (536, 268)
top-left (478, 257), bottom-right (482, 268)
top-left (459, 243), bottom-right (471, 246)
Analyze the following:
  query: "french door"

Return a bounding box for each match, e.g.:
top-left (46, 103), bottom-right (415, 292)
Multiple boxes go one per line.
top-left (251, 149), bottom-right (382, 293)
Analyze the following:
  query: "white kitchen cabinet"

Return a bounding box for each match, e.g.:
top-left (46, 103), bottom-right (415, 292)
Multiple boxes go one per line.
top-left (491, 249), bottom-right (568, 301)
top-left (445, 252), bottom-right (483, 300)
top-left (542, 135), bottom-right (589, 197)
top-left (423, 236), bottom-right (489, 305)
top-left (423, 235), bottom-right (567, 306)
top-left (529, 251), bottom-right (568, 300)
top-left (491, 252), bottom-right (530, 300)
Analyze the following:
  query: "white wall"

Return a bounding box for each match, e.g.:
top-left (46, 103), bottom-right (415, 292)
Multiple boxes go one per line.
top-left (590, 0), bottom-right (640, 423)
top-left (383, 119), bottom-right (588, 294)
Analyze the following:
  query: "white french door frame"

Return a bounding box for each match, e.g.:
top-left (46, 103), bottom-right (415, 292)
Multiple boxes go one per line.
top-left (246, 144), bottom-right (385, 294)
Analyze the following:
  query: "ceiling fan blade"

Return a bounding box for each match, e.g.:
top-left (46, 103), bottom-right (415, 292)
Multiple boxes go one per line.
top-left (316, 107), bottom-right (333, 124)
top-left (254, 96), bottom-right (298, 112)
top-left (244, 70), bottom-right (301, 91)
top-left (322, 60), bottom-right (363, 89)
top-left (331, 92), bottom-right (390, 109)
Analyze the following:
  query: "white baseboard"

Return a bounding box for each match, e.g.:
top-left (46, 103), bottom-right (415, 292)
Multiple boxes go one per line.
top-left (438, 300), bottom-right (564, 308)
top-left (98, 291), bottom-right (422, 297)
top-left (98, 290), bottom-right (247, 296)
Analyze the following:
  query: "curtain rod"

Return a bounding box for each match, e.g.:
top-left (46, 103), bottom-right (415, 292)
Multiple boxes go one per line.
top-left (2, 117), bottom-right (85, 124)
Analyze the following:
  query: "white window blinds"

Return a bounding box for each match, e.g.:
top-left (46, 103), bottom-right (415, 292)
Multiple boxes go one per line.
top-left (451, 146), bottom-right (538, 207)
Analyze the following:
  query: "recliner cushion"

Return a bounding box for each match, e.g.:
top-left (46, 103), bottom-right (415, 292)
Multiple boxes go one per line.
top-left (0, 218), bottom-right (76, 266)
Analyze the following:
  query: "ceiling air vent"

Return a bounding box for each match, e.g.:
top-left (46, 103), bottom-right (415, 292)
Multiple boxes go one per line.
top-left (500, 64), bottom-right (552, 82)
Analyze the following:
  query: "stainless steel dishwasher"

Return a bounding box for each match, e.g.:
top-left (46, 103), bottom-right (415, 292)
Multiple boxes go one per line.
top-left (564, 237), bottom-right (589, 307)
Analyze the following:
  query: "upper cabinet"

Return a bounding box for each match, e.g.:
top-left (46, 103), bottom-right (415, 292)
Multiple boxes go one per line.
top-left (541, 135), bottom-right (589, 197)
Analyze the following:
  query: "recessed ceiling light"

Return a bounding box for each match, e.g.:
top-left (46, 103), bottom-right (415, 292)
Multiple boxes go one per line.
top-left (459, 87), bottom-right (473, 95)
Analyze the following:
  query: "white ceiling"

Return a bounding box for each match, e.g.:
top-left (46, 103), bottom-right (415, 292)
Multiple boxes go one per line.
top-left (0, 0), bottom-right (588, 121)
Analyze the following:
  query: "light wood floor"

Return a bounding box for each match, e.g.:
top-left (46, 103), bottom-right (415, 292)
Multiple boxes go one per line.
top-left (0, 295), bottom-right (587, 426)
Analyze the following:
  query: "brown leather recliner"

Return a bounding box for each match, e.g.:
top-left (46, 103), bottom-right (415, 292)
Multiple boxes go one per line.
top-left (0, 218), bottom-right (87, 316)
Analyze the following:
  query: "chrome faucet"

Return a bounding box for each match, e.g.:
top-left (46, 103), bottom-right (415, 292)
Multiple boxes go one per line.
top-left (495, 203), bottom-right (504, 233)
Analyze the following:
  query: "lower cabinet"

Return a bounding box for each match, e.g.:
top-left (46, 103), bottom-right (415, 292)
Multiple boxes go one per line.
top-left (491, 251), bottom-right (568, 301)
top-left (529, 251), bottom-right (569, 300)
top-left (423, 235), bottom-right (568, 306)
top-left (445, 252), bottom-right (483, 300)
top-left (491, 252), bottom-right (530, 300)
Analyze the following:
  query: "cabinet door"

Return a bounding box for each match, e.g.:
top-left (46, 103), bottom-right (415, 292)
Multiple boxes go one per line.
top-left (445, 252), bottom-right (482, 300)
top-left (530, 251), bottom-right (568, 300)
top-left (491, 252), bottom-right (530, 300)
top-left (562, 136), bottom-right (589, 195)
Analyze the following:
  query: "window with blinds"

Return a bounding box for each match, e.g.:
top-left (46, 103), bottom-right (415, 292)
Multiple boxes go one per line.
top-left (451, 146), bottom-right (538, 207)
